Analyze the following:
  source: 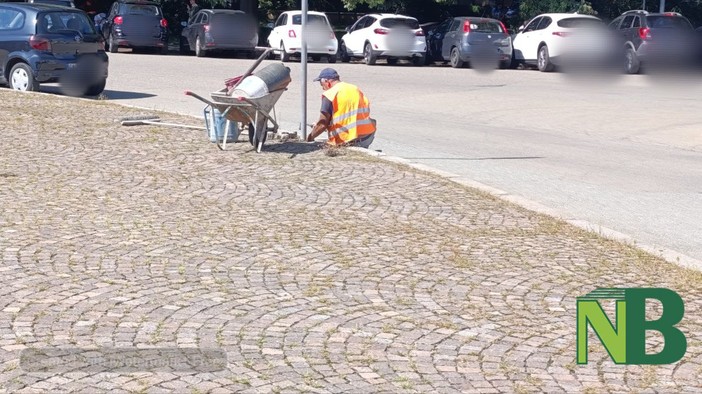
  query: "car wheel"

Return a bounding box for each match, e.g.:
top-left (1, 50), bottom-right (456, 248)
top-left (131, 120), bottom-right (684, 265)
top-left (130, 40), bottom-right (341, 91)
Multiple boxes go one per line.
top-left (450, 47), bottom-right (464, 68)
top-left (85, 78), bottom-right (107, 96)
top-left (364, 42), bottom-right (376, 65)
top-left (412, 54), bottom-right (426, 67)
top-left (9, 63), bottom-right (39, 92)
top-left (280, 43), bottom-right (290, 62)
top-left (625, 47), bottom-right (640, 74)
top-left (108, 33), bottom-right (118, 53)
top-left (327, 54), bottom-right (337, 63)
top-left (195, 36), bottom-right (206, 57)
top-left (340, 42), bottom-right (350, 63)
top-left (537, 45), bottom-right (554, 72)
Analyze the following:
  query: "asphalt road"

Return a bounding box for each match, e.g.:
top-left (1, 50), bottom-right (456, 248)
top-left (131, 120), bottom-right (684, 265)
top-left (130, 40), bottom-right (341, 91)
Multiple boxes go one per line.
top-left (98, 50), bottom-right (701, 263)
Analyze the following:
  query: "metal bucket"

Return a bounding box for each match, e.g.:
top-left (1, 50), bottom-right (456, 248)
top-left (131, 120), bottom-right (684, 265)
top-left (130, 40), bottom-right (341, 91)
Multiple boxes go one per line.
top-left (253, 63), bottom-right (291, 92)
top-left (230, 75), bottom-right (269, 98)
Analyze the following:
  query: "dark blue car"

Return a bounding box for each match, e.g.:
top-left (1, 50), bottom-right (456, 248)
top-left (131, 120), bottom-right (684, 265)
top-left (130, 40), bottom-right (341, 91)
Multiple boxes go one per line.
top-left (0, 3), bottom-right (109, 95)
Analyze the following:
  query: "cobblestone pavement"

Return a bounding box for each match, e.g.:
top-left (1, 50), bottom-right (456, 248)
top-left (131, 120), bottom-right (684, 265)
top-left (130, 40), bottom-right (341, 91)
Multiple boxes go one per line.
top-left (1, 90), bottom-right (702, 393)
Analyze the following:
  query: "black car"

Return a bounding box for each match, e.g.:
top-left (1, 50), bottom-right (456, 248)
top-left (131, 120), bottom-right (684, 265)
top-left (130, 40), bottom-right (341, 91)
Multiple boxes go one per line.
top-left (609, 10), bottom-right (696, 74)
top-left (101, 0), bottom-right (168, 54)
top-left (181, 9), bottom-right (258, 58)
top-left (0, 3), bottom-right (108, 95)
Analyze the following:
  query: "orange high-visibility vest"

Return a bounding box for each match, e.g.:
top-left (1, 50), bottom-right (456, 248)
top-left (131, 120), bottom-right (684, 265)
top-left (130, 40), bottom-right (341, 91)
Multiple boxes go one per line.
top-left (322, 81), bottom-right (376, 145)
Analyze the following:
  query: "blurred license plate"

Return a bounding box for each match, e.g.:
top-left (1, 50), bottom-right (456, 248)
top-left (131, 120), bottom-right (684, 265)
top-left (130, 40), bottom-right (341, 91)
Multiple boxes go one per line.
top-left (67, 63), bottom-right (77, 70)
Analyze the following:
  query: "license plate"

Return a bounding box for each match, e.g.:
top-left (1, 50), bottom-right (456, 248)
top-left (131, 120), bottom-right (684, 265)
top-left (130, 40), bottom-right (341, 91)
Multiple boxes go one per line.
top-left (67, 63), bottom-right (77, 70)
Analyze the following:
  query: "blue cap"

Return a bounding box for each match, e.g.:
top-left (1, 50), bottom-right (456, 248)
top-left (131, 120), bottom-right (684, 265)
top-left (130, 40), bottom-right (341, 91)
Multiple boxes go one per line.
top-left (313, 68), bottom-right (340, 82)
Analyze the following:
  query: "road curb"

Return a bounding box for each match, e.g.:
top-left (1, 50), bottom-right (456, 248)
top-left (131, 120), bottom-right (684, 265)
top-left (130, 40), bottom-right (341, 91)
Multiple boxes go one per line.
top-left (349, 147), bottom-right (702, 273)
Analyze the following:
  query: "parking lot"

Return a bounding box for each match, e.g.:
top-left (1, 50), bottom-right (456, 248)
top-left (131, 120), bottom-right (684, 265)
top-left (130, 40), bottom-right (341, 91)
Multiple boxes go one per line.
top-left (99, 51), bottom-right (702, 265)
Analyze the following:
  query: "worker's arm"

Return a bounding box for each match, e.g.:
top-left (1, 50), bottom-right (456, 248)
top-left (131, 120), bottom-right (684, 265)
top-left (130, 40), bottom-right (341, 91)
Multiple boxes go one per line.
top-left (307, 111), bottom-right (331, 142)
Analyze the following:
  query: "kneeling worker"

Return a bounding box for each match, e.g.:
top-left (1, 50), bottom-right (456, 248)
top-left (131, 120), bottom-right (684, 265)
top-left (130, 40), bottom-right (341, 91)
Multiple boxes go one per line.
top-left (306, 68), bottom-right (376, 148)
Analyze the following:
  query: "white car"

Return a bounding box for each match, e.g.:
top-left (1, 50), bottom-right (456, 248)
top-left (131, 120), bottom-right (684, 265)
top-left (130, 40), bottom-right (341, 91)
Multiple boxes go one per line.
top-left (267, 11), bottom-right (338, 63)
top-left (339, 13), bottom-right (427, 66)
top-left (512, 13), bottom-right (617, 72)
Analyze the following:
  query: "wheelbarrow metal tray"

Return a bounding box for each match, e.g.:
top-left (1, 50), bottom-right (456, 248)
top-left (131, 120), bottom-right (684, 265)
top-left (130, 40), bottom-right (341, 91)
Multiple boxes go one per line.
top-left (210, 88), bottom-right (286, 124)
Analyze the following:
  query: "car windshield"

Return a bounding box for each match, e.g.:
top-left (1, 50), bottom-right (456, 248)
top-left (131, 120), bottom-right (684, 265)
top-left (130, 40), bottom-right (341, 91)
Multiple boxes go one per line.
top-left (557, 18), bottom-right (604, 28)
top-left (380, 18), bottom-right (419, 29)
top-left (37, 11), bottom-right (95, 34)
top-left (292, 14), bottom-right (328, 26)
top-left (125, 4), bottom-right (160, 16)
top-left (466, 20), bottom-right (505, 33)
top-left (647, 16), bottom-right (693, 30)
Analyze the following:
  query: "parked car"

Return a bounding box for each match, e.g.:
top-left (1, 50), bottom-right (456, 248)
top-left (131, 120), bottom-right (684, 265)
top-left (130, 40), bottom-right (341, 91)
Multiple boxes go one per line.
top-left (4, 0), bottom-right (75, 7)
top-left (181, 9), bottom-right (258, 57)
top-left (609, 10), bottom-right (697, 74)
top-left (426, 16), bottom-right (512, 69)
top-left (511, 13), bottom-right (616, 72)
top-left (339, 13), bottom-right (426, 66)
top-left (100, 0), bottom-right (168, 54)
top-left (267, 10), bottom-right (337, 62)
top-left (0, 2), bottom-right (108, 95)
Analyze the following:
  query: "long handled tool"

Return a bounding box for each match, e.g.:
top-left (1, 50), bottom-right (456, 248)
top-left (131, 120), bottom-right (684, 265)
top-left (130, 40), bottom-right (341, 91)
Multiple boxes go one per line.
top-left (119, 115), bottom-right (206, 130)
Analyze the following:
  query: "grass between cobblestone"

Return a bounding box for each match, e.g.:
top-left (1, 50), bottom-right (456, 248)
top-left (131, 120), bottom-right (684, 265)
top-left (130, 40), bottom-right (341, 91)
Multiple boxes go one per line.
top-left (0, 90), bottom-right (701, 393)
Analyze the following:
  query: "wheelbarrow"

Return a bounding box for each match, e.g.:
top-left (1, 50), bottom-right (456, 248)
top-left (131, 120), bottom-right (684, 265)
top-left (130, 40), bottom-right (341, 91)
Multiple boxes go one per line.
top-left (185, 47), bottom-right (290, 153)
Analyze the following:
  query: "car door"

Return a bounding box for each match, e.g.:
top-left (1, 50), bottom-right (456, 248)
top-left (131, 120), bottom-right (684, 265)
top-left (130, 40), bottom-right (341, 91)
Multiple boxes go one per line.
top-left (0, 5), bottom-right (25, 79)
top-left (441, 18), bottom-right (462, 60)
top-left (528, 16), bottom-right (552, 60)
top-left (268, 13), bottom-right (286, 49)
top-left (191, 12), bottom-right (206, 44)
top-left (512, 17), bottom-right (542, 60)
top-left (346, 16), bottom-right (372, 55)
top-left (102, 2), bottom-right (118, 39)
top-left (428, 18), bottom-right (451, 60)
top-left (513, 16), bottom-right (551, 62)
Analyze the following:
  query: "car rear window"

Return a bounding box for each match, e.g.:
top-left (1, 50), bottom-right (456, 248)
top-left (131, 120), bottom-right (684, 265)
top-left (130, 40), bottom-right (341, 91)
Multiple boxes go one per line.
top-left (34, 0), bottom-right (73, 6)
top-left (0, 8), bottom-right (24, 30)
top-left (557, 18), bottom-right (603, 28)
top-left (292, 14), bottom-right (328, 26)
top-left (466, 20), bottom-right (505, 33)
top-left (212, 13), bottom-right (247, 24)
top-left (647, 16), bottom-right (693, 30)
top-left (125, 4), bottom-right (161, 16)
top-left (37, 11), bottom-right (95, 34)
top-left (380, 18), bottom-right (419, 30)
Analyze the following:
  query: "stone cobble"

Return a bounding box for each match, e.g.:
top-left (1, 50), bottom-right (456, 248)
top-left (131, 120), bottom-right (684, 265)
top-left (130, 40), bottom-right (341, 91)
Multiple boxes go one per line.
top-left (0, 90), bottom-right (701, 393)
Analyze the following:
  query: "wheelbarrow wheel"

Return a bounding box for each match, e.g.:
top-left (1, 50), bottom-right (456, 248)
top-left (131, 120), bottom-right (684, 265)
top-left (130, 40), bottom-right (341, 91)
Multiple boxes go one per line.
top-left (247, 123), bottom-right (268, 148)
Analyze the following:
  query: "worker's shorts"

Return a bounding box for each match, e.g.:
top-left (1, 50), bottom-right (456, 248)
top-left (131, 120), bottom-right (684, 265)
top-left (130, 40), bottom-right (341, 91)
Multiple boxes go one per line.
top-left (351, 132), bottom-right (375, 149)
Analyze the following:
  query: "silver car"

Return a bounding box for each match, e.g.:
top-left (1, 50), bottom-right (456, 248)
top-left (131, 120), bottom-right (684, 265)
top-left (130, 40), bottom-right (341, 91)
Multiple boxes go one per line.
top-left (426, 17), bottom-right (513, 69)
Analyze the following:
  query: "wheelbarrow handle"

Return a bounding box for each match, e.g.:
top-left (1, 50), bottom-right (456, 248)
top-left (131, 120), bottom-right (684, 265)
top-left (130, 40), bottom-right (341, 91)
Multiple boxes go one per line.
top-left (184, 90), bottom-right (214, 106)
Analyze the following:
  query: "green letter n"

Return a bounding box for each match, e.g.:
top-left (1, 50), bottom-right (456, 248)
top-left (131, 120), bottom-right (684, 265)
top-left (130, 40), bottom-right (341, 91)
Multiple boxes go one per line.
top-left (577, 288), bottom-right (627, 364)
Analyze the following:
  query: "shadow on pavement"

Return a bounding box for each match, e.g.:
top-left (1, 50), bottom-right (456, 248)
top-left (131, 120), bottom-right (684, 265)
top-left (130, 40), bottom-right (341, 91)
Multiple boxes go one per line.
top-left (405, 156), bottom-right (545, 161)
top-left (101, 90), bottom-right (157, 100)
top-left (265, 141), bottom-right (321, 157)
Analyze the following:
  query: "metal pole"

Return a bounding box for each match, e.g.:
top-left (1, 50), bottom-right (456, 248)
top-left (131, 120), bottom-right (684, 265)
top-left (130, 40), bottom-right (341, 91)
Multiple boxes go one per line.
top-left (301, 0), bottom-right (308, 140)
top-left (659, 0), bottom-right (665, 13)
